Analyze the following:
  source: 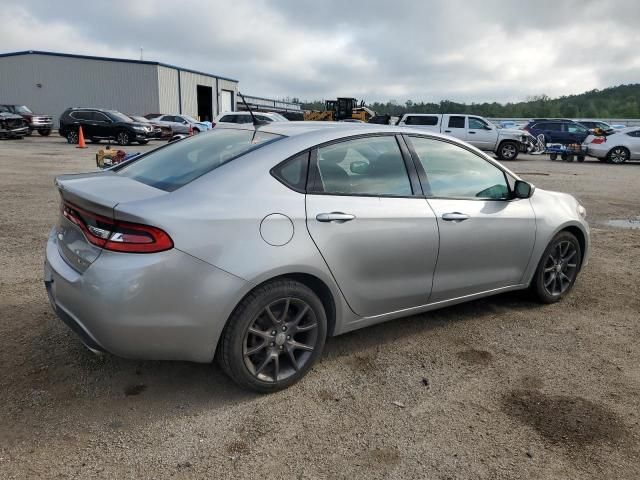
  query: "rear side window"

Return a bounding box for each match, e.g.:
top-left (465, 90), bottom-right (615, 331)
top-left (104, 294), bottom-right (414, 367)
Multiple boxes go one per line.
top-left (271, 152), bottom-right (309, 192)
top-left (117, 129), bottom-right (283, 191)
top-left (448, 116), bottom-right (465, 128)
top-left (71, 111), bottom-right (92, 121)
top-left (405, 115), bottom-right (438, 126)
top-left (219, 115), bottom-right (236, 122)
top-left (312, 136), bottom-right (412, 196)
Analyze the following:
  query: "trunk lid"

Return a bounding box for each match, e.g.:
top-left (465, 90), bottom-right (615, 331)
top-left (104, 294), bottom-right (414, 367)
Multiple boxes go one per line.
top-left (54, 171), bottom-right (167, 271)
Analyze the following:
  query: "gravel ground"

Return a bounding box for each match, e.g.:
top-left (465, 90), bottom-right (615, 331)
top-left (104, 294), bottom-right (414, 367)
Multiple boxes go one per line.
top-left (1, 135), bottom-right (639, 479)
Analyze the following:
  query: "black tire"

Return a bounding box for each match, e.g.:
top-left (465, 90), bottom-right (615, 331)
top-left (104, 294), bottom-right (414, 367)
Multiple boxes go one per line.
top-left (577, 155), bottom-right (585, 162)
top-left (216, 279), bottom-right (327, 393)
top-left (561, 152), bottom-right (568, 161)
top-left (531, 231), bottom-right (582, 304)
top-left (116, 130), bottom-right (131, 146)
top-left (550, 153), bottom-right (558, 161)
top-left (66, 130), bottom-right (79, 144)
top-left (137, 140), bottom-right (149, 145)
top-left (607, 146), bottom-right (629, 164)
top-left (38, 129), bottom-right (51, 136)
top-left (497, 141), bottom-right (519, 160)
top-left (193, 128), bottom-right (200, 134)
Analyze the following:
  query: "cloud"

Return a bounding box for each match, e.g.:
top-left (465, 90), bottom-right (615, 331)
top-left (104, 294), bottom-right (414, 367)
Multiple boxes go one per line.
top-left (1, 0), bottom-right (639, 103)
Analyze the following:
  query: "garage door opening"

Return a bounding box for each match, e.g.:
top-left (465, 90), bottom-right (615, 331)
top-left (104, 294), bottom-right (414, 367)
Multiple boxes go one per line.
top-left (196, 85), bottom-right (213, 122)
top-left (220, 90), bottom-right (233, 114)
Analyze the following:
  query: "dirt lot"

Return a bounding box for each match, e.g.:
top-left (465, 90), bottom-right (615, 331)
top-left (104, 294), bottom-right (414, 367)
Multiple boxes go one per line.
top-left (1, 135), bottom-right (639, 479)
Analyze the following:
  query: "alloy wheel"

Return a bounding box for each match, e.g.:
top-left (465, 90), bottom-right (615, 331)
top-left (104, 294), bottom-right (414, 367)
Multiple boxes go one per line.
top-left (117, 132), bottom-right (129, 145)
top-left (243, 297), bottom-right (318, 383)
top-left (501, 143), bottom-right (517, 159)
top-left (67, 131), bottom-right (78, 144)
top-left (610, 148), bottom-right (628, 164)
top-left (542, 241), bottom-right (578, 296)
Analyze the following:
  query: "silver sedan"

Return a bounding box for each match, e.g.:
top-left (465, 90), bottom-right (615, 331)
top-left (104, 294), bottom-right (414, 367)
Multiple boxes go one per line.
top-left (45, 123), bottom-right (589, 392)
top-left (584, 127), bottom-right (640, 163)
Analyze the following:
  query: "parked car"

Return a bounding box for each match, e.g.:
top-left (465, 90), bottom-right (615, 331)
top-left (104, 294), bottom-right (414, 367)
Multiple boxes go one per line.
top-left (396, 114), bottom-right (531, 160)
top-left (213, 111), bottom-right (289, 127)
top-left (150, 114), bottom-right (210, 134)
top-left (127, 115), bottom-right (172, 139)
top-left (583, 127), bottom-right (640, 164)
top-left (0, 110), bottom-right (29, 139)
top-left (58, 108), bottom-right (154, 145)
top-left (522, 119), bottom-right (590, 145)
top-left (44, 122), bottom-right (590, 392)
top-left (0, 104), bottom-right (53, 136)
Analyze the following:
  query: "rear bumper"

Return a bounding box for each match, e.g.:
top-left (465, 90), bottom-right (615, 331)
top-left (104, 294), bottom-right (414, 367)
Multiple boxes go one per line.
top-left (44, 228), bottom-right (250, 362)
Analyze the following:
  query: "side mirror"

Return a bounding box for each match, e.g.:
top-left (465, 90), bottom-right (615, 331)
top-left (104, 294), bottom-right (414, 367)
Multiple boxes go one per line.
top-left (514, 180), bottom-right (535, 199)
top-left (350, 160), bottom-right (369, 175)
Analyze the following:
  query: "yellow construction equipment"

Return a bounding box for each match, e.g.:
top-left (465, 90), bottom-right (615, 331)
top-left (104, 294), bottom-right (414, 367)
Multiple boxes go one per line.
top-left (304, 98), bottom-right (375, 122)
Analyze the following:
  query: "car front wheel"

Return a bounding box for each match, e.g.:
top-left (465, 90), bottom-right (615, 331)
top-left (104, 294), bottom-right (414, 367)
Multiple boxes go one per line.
top-left (116, 131), bottom-right (131, 146)
top-left (217, 280), bottom-right (327, 393)
top-left (498, 141), bottom-right (519, 160)
top-left (531, 231), bottom-right (582, 303)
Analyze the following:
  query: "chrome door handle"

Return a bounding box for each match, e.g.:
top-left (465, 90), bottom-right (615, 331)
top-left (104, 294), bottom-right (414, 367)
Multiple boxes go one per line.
top-left (442, 212), bottom-right (470, 222)
top-left (468, 131), bottom-right (476, 134)
top-left (444, 130), bottom-right (451, 133)
top-left (316, 212), bottom-right (355, 223)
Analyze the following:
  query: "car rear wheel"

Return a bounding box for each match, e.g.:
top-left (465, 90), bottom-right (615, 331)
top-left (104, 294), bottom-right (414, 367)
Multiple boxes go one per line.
top-left (217, 280), bottom-right (327, 393)
top-left (66, 130), bottom-right (78, 144)
top-left (116, 131), bottom-right (131, 146)
top-left (607, 147), bottom-right (629, 164)
top-left (531, 231), bottom-right (582, 304)
top-left (498, 141), bottom-right (518, 160)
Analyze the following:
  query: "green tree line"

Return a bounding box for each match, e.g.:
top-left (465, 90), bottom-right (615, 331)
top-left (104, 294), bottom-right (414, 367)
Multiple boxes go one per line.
top-left (299, 84), bottom-right (640, 118)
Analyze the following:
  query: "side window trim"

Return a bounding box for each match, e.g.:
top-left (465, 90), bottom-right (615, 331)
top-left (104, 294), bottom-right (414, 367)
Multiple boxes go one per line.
top-left (404, 134), bottom-right (515, 201)
top-left (307, 133), bottom-right (419, 198)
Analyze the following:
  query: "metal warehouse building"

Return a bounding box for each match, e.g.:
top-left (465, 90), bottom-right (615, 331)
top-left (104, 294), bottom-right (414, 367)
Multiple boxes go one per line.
top-left (0, 50), bottom-right (238, 127)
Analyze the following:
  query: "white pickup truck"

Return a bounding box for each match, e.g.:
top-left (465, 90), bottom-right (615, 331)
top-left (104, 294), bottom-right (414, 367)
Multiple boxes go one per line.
top-left (397, 113), bottom-right (531, 160)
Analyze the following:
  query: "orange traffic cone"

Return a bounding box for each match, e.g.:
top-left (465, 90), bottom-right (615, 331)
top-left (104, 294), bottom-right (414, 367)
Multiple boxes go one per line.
top-left (76, 126), bottom-right (87, 149)
top-left (188, 124), bottom-right (193, 136)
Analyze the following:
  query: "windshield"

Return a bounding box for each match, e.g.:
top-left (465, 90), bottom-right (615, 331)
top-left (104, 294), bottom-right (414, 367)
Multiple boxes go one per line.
top-left (15, 105), bottom-right (33, 114)
top-left (107, 111), bottom-right (133, 123)
top-left (117, 129), bottom-right (283, 191)
top-left (182, 115), bottom-right (198, 123)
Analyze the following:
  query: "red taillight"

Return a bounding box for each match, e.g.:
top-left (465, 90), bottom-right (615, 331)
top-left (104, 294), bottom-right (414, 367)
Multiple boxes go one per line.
top-left (62, 202), bottom-right (173, 253)
top-left (591, 137), bottom-right (606, 144)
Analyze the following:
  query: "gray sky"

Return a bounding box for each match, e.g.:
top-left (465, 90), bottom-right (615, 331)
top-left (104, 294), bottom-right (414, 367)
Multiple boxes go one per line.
top-left (2, 0), bottom-right (638, 104)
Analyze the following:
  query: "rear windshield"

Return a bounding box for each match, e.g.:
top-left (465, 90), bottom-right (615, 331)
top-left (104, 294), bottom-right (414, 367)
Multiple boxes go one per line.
top-left (117, 128), bottom-right (283, 191)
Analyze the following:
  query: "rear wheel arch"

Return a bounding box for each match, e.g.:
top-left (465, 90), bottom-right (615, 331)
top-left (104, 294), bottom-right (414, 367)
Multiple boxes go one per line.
top-left (220, 272), bottom-right (337, 343)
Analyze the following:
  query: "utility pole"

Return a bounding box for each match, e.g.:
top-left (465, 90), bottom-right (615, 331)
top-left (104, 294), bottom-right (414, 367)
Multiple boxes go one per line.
top-left (140, 47), bottom-right (144, 61)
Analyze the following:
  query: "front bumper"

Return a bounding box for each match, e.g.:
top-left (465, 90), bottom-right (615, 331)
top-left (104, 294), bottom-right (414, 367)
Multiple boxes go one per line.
top-left (0, 125), bottom-right (29, 137)
top-left (44, 228), bottom-right (250, 362)
top-left (29, 117), bottom-right (53, 129)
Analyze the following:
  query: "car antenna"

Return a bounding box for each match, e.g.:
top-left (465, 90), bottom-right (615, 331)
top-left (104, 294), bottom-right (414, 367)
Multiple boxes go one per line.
top-left (238, 92), bottom-right (268, 128)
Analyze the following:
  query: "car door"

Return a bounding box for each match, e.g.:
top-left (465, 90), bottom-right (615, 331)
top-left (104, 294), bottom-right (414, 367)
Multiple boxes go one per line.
top-left (70, 110), bottom-right (94, 137)
top-left (91, 111), bottom-right (112, 138)
top-left (405, 135), bottom-right (536, 302)
top-left (467, 117), bottom-right (498, 150)
top-left (442, 115), bottom-right (467, 141)
top-left (305, 134), bottom-right (439, 318)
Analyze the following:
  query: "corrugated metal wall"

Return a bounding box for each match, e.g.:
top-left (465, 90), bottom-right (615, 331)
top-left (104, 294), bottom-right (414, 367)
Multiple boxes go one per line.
top-left (157, 66), bottom-right (180, 115)
top-left (0, 54), bottom-right (160, 127)
top-left (179, 71), bottom-right (216, 120)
